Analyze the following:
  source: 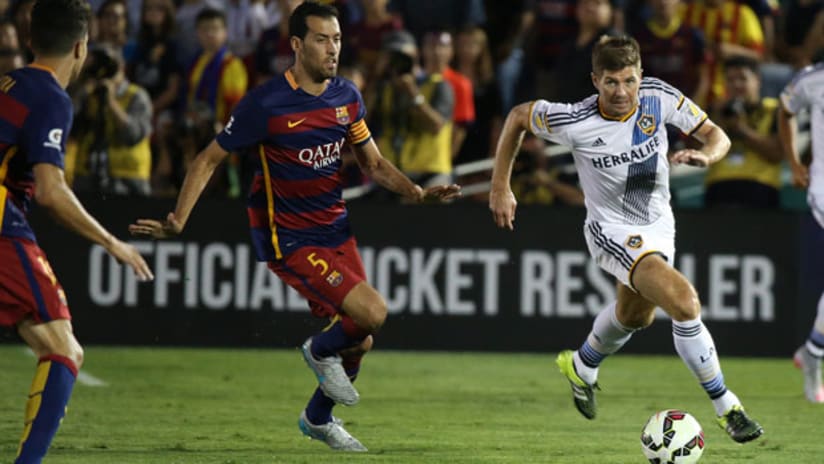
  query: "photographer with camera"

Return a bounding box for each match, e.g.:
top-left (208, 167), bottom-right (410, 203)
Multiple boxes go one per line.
top-left (71, 44), bottom-right (153, 196)
top-left (704, 55), bottom-right (783, 208)
top-left (368, 30), bottom-right (454, 191)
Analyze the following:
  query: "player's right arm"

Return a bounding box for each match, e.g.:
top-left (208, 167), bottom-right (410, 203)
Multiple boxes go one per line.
top-left (489, 101), bottom-right (531, 231)
top-left (130, 93), bottom-right (265, 238)
top-left (33, 164), bottom-right (153, 281)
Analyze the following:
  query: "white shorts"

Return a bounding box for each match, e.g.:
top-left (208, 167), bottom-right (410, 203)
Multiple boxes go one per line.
top-left (583, 214), bottom-right (675, 291)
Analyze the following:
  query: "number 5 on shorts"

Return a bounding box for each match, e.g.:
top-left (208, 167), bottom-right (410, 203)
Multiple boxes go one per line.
top-left (306, 252), bottom-right (329, 275)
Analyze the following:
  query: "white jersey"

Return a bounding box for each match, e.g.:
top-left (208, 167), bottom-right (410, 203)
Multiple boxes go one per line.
top-left (528, 77), bottom-right (707, 225)
top-left (781, 63), bottom-right (824, 201)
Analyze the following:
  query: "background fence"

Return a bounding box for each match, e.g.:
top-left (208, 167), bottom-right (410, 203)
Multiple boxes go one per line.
top-left (8, 197), bottom-right (823, 357)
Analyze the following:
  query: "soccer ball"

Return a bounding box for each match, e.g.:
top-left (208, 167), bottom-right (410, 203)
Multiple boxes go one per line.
top-left (640, 409), bottom-right (705, 464)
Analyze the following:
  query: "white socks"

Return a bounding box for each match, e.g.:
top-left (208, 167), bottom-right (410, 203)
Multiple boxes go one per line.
top-left (574, 303), bottom-right (635, 385)
top-left (672, 316), bottom-right (739, 415)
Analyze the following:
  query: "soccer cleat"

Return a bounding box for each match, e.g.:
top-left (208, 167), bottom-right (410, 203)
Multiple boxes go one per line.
top-left (793, 346), bottom-right (824, 403)
top-left (299, 410), bottom-right (367, 452)
top-left (301, 338), bottom-right (360, 406)
top-left (716, 405), bottom-right (763, 443)
top-left (556, 350), bottom-right (599, 420)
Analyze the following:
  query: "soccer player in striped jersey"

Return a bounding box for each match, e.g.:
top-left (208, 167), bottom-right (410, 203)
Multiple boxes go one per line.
top-left (779, 61), bottom-right (824, 404)
top-left (130, 1), bottom-right (459, 452)
top-left (0, 1), bottom-right (154, 462)
top-left (489, 35), bottom-right (763, 443)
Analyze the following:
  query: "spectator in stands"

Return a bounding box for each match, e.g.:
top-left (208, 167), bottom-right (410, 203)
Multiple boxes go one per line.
top-left (96, 0), bottom-right (136, 62)
top-left (387, 0), bottom-right (486, 39)
top-left (185, 8), bottom-right (248, 198)
top-left (681, 0), bottom-right (764, 106)
top-left (71, 45), bottom-right (153, 196)
top-left (0, 18), bottom-right (19, 51)
top-left (344, 0), bottom-right (403, 85)
top-left (9, 0), bottom-right (35, 62)
top-left (548, 0), bottom-right (616, 102)
top-left (454, 25), bottom-right (502, 165)
top-left (175, 0), bottom-right (224, 68)
top-left (510, 135), bottom-right (585, 206)
top-left (0, 47), bottom-right (24, 75)
top-left (253, 0), bottom-right (301, 86)
top-left (704, 55), bottom-right (783, 208)
top-left (422, 30), bottom-right (475, 159)
top-left (635, 0), bottom-right (709, 106)
top-left (779, 0), bottom-right (824, 69)
top-left (226, 0), bottom-right (269, 64)
top-left (0, 0), bottom-right (9, 17)
top-left (369, 30), bottom-right (454, 189)
top-left (524, 0), bottom-right (579, 101)
top-left (128, 0), bottom-right (181, 196)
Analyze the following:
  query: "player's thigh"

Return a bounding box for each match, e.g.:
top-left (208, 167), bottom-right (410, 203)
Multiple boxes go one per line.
top-left (631, 255), bottom-right (700, 322)
top-left (615, 282), bottom-right (657, 329)
top-left (583, 217), bottom-right (675, 291)
top-left (0, 239), bottom-right (72, 326)
top-left (341, 281), bottom-right (387, 330)
top-left (269, 238), bottom-right (368, 318)
top-left (18, 318), bottom-right (83, 368)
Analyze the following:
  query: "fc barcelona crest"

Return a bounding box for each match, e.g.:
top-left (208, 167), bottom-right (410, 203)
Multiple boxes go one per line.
top-left (335, 106), bottom-right (350, 124)
top-left (637, 113), bottom-right (656, 135)
top-left (326, 270), bottom-right (343, 287)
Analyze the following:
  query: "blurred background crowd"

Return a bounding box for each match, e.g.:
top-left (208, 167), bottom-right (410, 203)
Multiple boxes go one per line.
top-left (0, 0), bottom-right (821, 209)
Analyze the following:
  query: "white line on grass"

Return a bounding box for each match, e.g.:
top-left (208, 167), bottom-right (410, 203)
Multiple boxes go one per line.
top-left (22, 348), bottom-right (108, 387)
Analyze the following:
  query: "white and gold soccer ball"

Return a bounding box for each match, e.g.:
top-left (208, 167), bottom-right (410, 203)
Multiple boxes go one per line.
top-left (640, 409), bottom-right (705, 464)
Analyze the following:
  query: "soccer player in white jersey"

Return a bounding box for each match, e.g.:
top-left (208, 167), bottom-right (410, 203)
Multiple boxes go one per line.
top-left (778, 61), bottom-right (824, 404)
top-left (489, 35), bottom-right (763, 443)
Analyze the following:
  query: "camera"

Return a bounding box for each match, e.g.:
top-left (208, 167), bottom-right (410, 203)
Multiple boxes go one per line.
top-left (721, 98), bottom-right (746, 119)
top-left (84, 46), bottom-right (120, 81)
top-left (388, 50), bottom-right (414, 76)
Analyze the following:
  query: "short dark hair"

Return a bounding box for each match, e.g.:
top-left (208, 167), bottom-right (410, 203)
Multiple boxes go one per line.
top-left (195, 8), bottom-right (226, 27)
top-left (289, 1), bottom-right (338, 40)
top-left (592, 35), bottom-right (641, 74)
top-left (723, 55), bottom-right (760, 75)
top-left (30, 0), bottom-right (91, 56)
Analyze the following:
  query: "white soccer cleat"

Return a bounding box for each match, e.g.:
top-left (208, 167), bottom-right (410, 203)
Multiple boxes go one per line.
top-left (301, 338), bottom-right (360, 406)
top-left (793, 346), bottom-right (824, 403)
top-left (299, 410), bottom-right (367, 452)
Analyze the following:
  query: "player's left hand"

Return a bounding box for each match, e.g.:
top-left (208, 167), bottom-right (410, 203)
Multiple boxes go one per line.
top-left (670, 149), bottom-right (711, 167)
top-left (420, 184), bottom-right (462, 202)
top-left (128, 212), bottom-right (184, 239)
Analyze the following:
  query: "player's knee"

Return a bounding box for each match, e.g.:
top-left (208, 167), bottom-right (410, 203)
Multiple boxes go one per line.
top-left (361, 298), bottom-right (387, 332)
top-left (71, 344), bottom-right (85, 370)
top-left (619, 309), bottom-right (656, 330)
top-left (669, 293), bottom-right (701, 322)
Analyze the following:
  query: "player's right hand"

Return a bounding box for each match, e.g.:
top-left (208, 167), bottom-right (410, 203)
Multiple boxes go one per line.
top-left (106, 239), bottom-right (153, 282)
top-left (489, 188), bottom-right (517, 231)
top-left (129, 212), bottom-right (183, 239)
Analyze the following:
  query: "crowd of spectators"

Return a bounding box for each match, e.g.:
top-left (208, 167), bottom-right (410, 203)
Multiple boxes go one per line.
top-left (0, 0), bottom-right (821, 208)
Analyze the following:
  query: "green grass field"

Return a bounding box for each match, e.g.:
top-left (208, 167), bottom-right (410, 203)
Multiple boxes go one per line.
top-left (0, 346), bottom-right (821, 463)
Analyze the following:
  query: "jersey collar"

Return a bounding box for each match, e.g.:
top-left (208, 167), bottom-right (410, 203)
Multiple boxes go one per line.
top-left (598, 98), bottom-right (637, 122)
top-left (27, 63), bottom-right (59, 81)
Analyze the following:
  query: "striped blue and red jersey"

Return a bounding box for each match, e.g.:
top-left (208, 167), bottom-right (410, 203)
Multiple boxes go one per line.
top-left (216, 70), bottom-right (371, 261)
top-left (0, 66), bottom-right (72, 243)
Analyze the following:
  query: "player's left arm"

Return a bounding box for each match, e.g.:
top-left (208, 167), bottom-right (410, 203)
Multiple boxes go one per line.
top-left (670, 118), bottom-right (730, 167)
top-left (351, 136), bottom-right (461, 202)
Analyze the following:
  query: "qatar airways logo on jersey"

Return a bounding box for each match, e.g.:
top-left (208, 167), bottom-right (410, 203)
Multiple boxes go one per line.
top-left (298, 137), bottom-right (345, 169)
top-left (591, 134), bottom-right (662, 169)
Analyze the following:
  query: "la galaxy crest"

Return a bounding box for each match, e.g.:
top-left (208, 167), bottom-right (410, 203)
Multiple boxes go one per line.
top-left (335, 106), bottom-right (350, 125)
top-left (625, 234), bottom-right (643, 249)
top-left (637, 113), bottom-right (656, 135)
